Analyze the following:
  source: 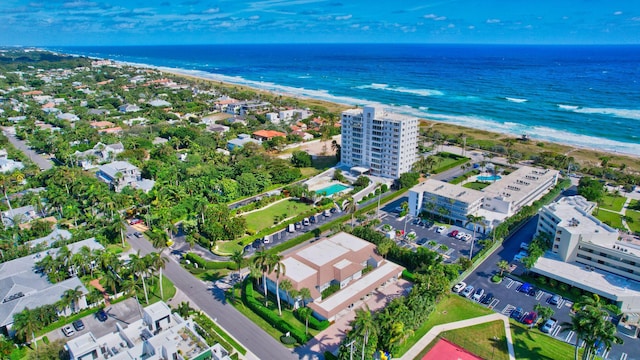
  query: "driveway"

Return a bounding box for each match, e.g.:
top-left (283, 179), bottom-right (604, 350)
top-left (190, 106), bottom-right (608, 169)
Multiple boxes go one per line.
top-left (1, 127), bottom-right (53, 170)
top-left (44, 298), bottom-right (142, 343)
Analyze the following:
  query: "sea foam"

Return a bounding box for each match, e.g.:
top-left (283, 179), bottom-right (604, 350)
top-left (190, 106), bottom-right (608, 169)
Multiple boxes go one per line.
top-left (356, 83), bottom-right (444, 96)
top-left (558, 104), bottom-right (640, 121)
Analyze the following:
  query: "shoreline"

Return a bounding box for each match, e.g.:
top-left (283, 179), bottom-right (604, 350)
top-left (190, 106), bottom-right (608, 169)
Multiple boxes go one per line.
top-left (95, 57), bottom-right (639, 166)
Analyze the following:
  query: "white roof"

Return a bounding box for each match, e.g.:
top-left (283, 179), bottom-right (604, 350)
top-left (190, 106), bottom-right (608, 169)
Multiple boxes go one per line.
top-left (281, 257), bottom-right (316, 283)
top-left (484, 166), bottom-right (558, 203)
top-left (411, 179), bottom-right (484, 204)
top-left (296, 232), bottom-right (369, 267)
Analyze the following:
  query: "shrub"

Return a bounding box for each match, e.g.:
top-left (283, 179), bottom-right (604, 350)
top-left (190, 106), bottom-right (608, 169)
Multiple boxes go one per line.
top-left (570, 287), bottom-right (582, 297)
top-left (559, 283), bottom-right (569, 292)
top-left (491, 275), bottom-right (503, 283)
top-left (280, 335), bottom-right (297, 345)
top-left (185, 253), bottom-right (237, 271)
top-left (294, 310), bottom-right (330, 330)
top-left (321, 284), bottom-right (340, 299)
top-left (549, 279), bottom-right (557, 288)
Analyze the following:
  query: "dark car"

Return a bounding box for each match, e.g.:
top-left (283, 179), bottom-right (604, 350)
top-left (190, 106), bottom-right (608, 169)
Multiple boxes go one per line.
top-left (134, 232), bottom-right (143, 238)
top-left (96, 309), bottom-right (108, 322)
top-left (330, 207), bottom-right (337, 213)
top-left (416, 238), bottom-right (429, 246)
top-left (72, 319), bottom-right (85, 331)
top-left (243, 245), bottom-right (252, 253)
top-left (527, 287), bottom-right (538, 297)
top-left (511, 307), bottom-right (524, 321)
top-left (481, 293), bottom-right (494, 305)
top-left (252, 239), bottom-right (262, 249)
top-left (519, 282), bottom-right (533, 294)
top-left (310, 215), bottom-right (316, 224)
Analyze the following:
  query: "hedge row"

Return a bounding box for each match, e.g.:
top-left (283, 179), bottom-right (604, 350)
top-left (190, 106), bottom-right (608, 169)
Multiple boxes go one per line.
top-left (401, 269), bottom-right (416, 282)
top-left (432, 157), bottom-right (470, 174)
top-left (185, 252), bottom-right (237, 270)
top-left (293, 308), bottom-right (330, 331)
top-left (243, 280), bottom-right (310, 344)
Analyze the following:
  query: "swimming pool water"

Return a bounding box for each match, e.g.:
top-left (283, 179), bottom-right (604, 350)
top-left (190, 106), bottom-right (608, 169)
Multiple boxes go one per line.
top-left (477, 175), bottom-right (502, 182)
top-left (317, 183), bottom-right (351, 196)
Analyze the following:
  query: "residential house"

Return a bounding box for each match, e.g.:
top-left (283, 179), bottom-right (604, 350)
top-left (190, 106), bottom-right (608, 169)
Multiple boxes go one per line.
top-left (227, 134), bottom-right (260, 151)
top-left (0, 238), bottom-right (103, 335)
top-left (74, 142), bottom-right (125, 170)
top-left (57, 113), bottom-right (80, 122)
top-left (148, 99), bottom-right (171, 107)
top-left (252, 130), bottom-right (286, 142)
top-left (292, 130), bottom-right (314, 141)
top-left (89, 121), bottom-right (115, 129)
top-left (265, 232), bottom-right (404, 321)
top-left (0, 157), bottom-right (24, 174)
top-left (66, 301), bottom-right (232, 360)
top-left (1, 205), bottom-right (39, 228)
top-left (206, 124), bottom-right (230, 134)
top-left (87, 109), bottom-right (110, 116)
top-left (96, 161), bottom-right (155, 193)
top-left (118, 104), bottom-right (141, 113)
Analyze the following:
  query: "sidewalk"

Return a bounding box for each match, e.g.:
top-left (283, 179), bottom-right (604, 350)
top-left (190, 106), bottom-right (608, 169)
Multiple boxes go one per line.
top-left (400, 313), bottom-right (516, 360)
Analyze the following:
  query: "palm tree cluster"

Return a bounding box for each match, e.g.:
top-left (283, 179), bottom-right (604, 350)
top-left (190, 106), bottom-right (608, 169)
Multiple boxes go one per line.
top-left (563, 294), bottom-right (623, 360)
top-left (36, 246), bottom-right (167, 304)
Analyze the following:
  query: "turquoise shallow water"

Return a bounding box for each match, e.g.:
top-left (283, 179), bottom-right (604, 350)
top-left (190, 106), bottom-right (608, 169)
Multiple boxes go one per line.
top-left (318, 183), bottom-right (351, 196)
top-left (58, 44), bottom-right (640, 155)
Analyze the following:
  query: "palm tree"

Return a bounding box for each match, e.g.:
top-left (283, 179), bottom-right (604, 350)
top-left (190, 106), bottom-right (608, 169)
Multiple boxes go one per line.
top-left (299, 287), bottom-right (312, 307)
top-left (149, 252), bottom-right (168, 300)
top-left (128, 251), bottom-right (149, 304)
top-left (497, 260), bottom-right (510, 276)
top-left (298, 306), bottom-right (312, 335)
top-left (465, 214), bottom-right (486, 260)
top-left (344, 197), bottom-right (358, 228)
top-left (352, 305), bottom-right (377, 360)
top-left (534, 304), bottom-right (555, 323)
top-left (61, 286), bottom-right (84, 314)
top-left (102, 269), bottom-right (120, 296)
top-left (376, 239), bottom-right (394, 259)
top-left (253, 250), bottom-right (272, 306)
top-left (230, 250), bottom-right (244, 278)
top-left (280, 279), bottom-right (293, 309)
top-left (270, 254), bottom-right (286, 316)
top-left (12, 308), bottom-right (40, 344)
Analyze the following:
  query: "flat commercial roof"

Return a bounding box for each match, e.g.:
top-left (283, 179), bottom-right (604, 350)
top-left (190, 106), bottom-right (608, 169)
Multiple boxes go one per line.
top-left (281, 257), bottom-right (316, 283)
top-left (484, 166), bottom-right (558, 203)
top-left (533, 254), bottom-right (640, 301)
top-left (411, 179), bottom-right (484, 204)
top-left (296, 232), bottom-right (368, 267)
top-left (312, 261), bottom-right (403, 316)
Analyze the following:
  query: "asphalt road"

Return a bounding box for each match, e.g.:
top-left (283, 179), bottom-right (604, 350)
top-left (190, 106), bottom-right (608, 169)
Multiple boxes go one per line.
top-left (2, 129), bottom-right (53, 170)
top-left (128, 235), bottom-right (299, 360)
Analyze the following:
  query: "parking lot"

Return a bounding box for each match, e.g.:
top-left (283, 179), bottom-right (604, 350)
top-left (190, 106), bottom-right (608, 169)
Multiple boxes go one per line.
top-left (462, 216), bottom-right (639, 360)
top-left (376, 197), bottom-right (485, 264)
top-left (44, 298), bottom-right (143, 343)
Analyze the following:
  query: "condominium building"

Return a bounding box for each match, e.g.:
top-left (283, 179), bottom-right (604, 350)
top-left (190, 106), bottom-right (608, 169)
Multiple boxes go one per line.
top-left (533, 196), bottom-right (640, 315)
top-left (408, 179), bottom-right (484, 225)
top-left (340, 106), bottom-right (418, 179)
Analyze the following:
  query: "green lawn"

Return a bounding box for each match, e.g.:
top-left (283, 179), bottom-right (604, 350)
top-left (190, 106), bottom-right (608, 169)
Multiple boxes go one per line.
top-left (143, 275), bottom-right (177, 303)
top-left (440, 321), bottom-right (509, 360)
top-left (398, 295), bottom-right (493, 357)
top-left (626, 209), bottom-right (640, 233)
top-left (600, 195), bottom-right (627, 212)
top-left (511, 321), bottom-right (583, 360)
top-left (463, 181), bottom-right (491, 191)
top-left (629, 199), bottom-right (640, 211)
top-left (242, 199), bottom-right (316, 233)
top-left (594, 209), bottom-right (625, 230)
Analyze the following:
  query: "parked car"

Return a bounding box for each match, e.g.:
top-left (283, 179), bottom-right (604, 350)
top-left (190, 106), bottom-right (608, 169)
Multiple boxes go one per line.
top-left (287, 224), bottom-right (295, 233)
top-left (263, 236), bottom-right (271, 244)
top-left (481, 293), bottom-right (494, 305)
top-left (134, 232), bottom-right (143, 238)
top-left (72, 319), bottom-right (85, 331)
top-left (464, 233), bottom-right (472, 241)
top-left (96, 309), bottom-right (108, 322)
top-left (323, 209), bottom-right (331, 217)
top-left (295, 222), bottom-right (302, 229)
top-left (436, 226), bottom-right (447, 233)
top-left (449, 230), bottom-right (459, 237)
top-left (548, 294), bottom-right (561, 306)
top-left (310, 215), bottom-right (317, 224)
top-left (472, 288), bottom-right (485, 301)
top-left (129, 218), bottom-right (143, 225)
top-left (330, 207), bottom-right (337, 213)
top-left (417, 238), bottom-right (429, 246)
top-left (461, 285), bottom-right (475, 298)
top-left (519, 282), bottom-right (534, 294)
top-left (513, 251), bottom-right (528, 262)
top-left (522, 312), bottom-right (538, 325)
top-left (540, 318), bottom-right (557, 333)
top-left (303, 218), bottom-right (310, 226)
top-left (452, 282), bottom-right (466, 293)
top-left (62, 325), bottom-right (75, 337)
top-left (511, 307), bottom-right (524, 320)
top-left (456, 232), bottom-right (466, 240)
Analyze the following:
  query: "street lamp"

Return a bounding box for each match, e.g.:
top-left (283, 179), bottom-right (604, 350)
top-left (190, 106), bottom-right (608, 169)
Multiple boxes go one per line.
top-left (346, 339), bottom-right (356, 360)
top-left (403, 214), bottom-right (413, 240)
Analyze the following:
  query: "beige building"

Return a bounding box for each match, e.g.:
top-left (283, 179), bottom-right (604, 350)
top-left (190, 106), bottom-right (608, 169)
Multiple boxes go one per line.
top-left (533, 196), bottom-right (640, 315)
top-left (266, 232), bottom-right (404, 321)
top-left (340, 106), bottom-right (418, 179)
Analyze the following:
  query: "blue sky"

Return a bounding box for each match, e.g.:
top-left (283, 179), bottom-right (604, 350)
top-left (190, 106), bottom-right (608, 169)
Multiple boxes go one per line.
top-left (1, 0), bottom-right (639, 46)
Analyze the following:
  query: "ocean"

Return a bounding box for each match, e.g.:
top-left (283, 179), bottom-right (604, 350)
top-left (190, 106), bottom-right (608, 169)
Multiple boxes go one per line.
top-left (56, 44), bottom-right (640, 156)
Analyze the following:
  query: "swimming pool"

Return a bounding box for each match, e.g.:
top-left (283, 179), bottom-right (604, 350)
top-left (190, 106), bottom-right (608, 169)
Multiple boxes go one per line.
top-left (317, 183), bottom-right (352, 196)
top-left (477, 175), bottom-right (502, 182)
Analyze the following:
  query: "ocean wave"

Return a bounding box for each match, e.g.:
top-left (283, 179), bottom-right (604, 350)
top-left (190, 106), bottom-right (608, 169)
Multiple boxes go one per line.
top-left (355, 83), bottom-right (443, 96)
top-left (505, 97), bottom-right (528, 103)
top-left (558, 104), bottom-right (640, 120)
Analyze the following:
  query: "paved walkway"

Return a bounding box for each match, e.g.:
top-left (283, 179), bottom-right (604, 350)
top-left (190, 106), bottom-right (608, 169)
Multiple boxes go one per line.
top-left (400, 313), bottom-right (516, 360)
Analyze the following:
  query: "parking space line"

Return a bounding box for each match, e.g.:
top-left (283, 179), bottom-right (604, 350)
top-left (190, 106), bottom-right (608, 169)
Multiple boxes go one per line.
top-left (444, 248), bottom-right (455, 256)
top-left (502, 304), bottom-right (515, 315)
top-left (620, 352), bottom-right (628, 360)
top-left (488, 299), bottom-right (499, 309)
top-left (602, 349), bottom-right (610, 359)
top-left (556, 298), bottom-right (565, 309)
top-left (505, 278), bottom-right (514, 288)
top-left (509, 281), bottom-right (522, 290)
top-left (551, 326), bottom-right (562, 337)
top-left (565, 330), bottom-right (575, 343)
top-left (536, 291), bottom-right (545, 301)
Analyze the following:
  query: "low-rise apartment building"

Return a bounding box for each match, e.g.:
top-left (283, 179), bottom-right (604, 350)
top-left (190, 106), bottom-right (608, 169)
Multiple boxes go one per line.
top-left (408, 179), bottom-right (484, 225)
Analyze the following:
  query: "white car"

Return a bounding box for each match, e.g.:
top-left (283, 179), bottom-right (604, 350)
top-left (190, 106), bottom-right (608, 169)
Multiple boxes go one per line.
top-left (472, 288), bottom-right (485, 301)
top-left (464, 233), bottom-right (472, 241)
top-left (436, 226), bottom-right (447, 233)
top-left (455, 232), bottom-right (466, 240)
top-left (452, 282), bottom-right (466, 293)
top-left (461, 285), bottom-right (475, 298)
top-left (62, 325), bottom-right (75, 337)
